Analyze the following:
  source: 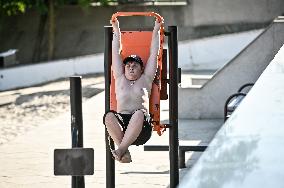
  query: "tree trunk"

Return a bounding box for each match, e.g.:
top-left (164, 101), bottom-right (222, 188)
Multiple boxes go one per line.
top-left (48, 0), bottom-right (55, 60)
top-left (32, 13), bottom-right (47, 63)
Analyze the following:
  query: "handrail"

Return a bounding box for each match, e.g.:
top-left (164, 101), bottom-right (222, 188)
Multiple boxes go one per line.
top-left (111, 12), bottom-right (164, 23)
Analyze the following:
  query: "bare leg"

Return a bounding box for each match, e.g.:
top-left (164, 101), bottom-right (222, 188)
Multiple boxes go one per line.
top-left (104, 112), bottom-right (123, 148)
top-left (114, 110), bottom-right (144, 160)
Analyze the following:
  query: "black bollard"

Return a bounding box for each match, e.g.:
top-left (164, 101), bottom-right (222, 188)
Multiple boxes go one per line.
top-left (70, 76), bottom-right (85, 188)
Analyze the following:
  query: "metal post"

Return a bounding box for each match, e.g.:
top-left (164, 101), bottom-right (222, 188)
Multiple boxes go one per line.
top-left (70, 76), bottom-right (85, 188)
top-left (168, 26), bottom-right (179, 188)
top-left (104, 26), bottom-right (115, 188)
top-left (161, 49), bottom-right (168, 100)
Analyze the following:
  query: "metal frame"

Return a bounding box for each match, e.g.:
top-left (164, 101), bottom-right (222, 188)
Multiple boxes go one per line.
top-left (224, 83), bottom-right (254, 122)
top-left (237, 83), bottom-right (254, 93)
top-left (93, 0), bottom-right (188, 6)
top-left (168, 26), bottom-right (179, 188)
top-left (224, 92), bottom-right (246, 122)
top-left (104, 26), bottom-right (115, 188)
top-left (104, 25), bottom-right (179, 188)
top-left (144, 145), bottom-right (207, 168)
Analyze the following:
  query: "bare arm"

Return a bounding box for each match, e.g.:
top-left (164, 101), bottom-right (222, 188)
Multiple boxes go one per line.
top-left (111, 19), bottom-right (124, 79)
top-left (144, 20), bottom-right (162, 80)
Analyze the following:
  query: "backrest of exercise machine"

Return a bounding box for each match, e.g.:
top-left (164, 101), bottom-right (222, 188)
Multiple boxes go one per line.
top-left (110, 12), bottom-right (165, 135)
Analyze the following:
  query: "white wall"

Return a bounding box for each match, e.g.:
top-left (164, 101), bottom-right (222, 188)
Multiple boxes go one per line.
top-left (179, 29), bottom-right (263, 70)
top-left (0, 54), bottom-right (104, 91)
top-left (192, 0), bottom-right (284, 26)
top-left (0, 29), bottom-right (262, 91)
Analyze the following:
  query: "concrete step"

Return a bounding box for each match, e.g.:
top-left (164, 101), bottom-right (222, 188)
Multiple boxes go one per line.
top-left (180, 70), bottom-right (215, 88)
top-left (191, 75), bottom-right (213, 85)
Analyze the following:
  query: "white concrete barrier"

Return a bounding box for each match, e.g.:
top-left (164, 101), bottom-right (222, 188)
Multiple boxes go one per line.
top-left (0, 54), bottom-right (104, 91)
top-left (179, 30), bottom-right (262, 70)
top-left (179, 42), bottom-right (284, 188)
top-left (179, 17), bottom-right (284, 119)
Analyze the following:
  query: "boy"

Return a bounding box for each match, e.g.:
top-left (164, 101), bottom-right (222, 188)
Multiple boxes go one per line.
top-left (103, 18), bottom-right (162, 163)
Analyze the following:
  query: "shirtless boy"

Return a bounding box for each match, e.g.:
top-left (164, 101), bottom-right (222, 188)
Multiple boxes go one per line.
top-left (103, 18), bottom-right (162, 163)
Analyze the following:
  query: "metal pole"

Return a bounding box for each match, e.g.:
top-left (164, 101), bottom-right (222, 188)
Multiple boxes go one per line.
top-left (70, 76), bottom-right (85, 188)
top-left (168, 26), bottom-right (179, 188)
top-left (104, 26), bottom-right (115, 188)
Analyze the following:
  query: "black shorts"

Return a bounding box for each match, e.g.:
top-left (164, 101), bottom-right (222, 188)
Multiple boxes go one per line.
top-left (103, 110), bottom-right (152, 146)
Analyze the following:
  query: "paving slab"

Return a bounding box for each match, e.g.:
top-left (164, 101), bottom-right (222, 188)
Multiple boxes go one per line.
top-left (0, 90), bottom-right (223, 187)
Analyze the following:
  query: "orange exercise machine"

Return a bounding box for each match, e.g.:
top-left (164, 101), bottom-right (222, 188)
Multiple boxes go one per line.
top-left (110, 12), bottom-right (166, 136)
top-left (104, 12), bottom-right (179, 188)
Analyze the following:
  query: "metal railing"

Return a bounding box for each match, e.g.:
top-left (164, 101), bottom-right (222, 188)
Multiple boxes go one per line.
top-left (92, 0), bottom-right (187, 6)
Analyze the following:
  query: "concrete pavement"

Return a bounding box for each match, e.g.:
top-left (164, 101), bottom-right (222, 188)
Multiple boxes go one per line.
top-left (0, 90), bottom-right (223, 187)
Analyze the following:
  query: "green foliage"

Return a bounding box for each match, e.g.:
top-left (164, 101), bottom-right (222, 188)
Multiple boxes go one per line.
top-left (0, 0), bottom-right (28, 16)
top-left (0, 0), bottom-right (112, 16)
top-left (97, 0), bottom-right (111, 6)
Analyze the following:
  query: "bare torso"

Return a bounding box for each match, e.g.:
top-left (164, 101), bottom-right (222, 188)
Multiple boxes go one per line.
top-left (115, 74), bottom-right (153, 114)
top-left (111, 19), bottom-right (161, 114)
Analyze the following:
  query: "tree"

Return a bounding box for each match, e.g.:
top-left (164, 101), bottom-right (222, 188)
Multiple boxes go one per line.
top-left (47, 0), bottom-right (54, 60)
top-left (0, 0), bottom-right (28, 16)
top-left (0, 0), bottom-right (110, 61)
